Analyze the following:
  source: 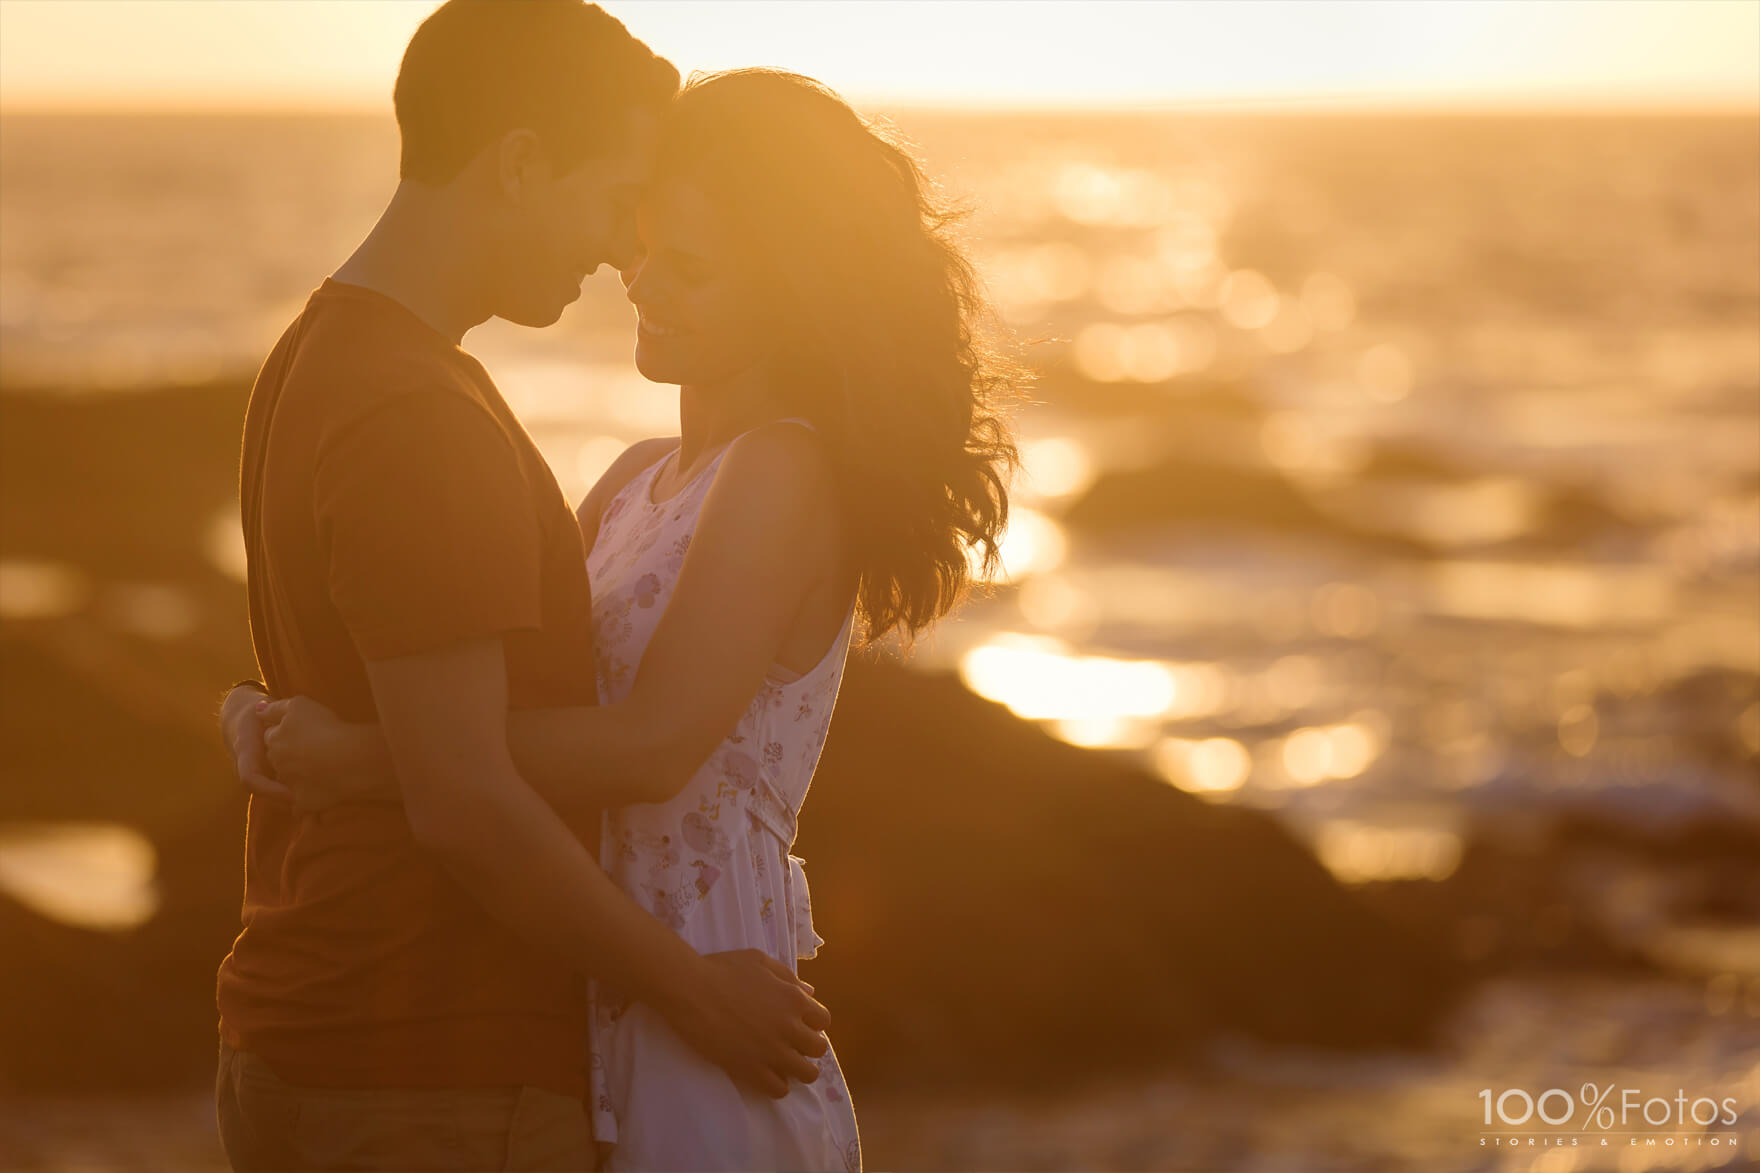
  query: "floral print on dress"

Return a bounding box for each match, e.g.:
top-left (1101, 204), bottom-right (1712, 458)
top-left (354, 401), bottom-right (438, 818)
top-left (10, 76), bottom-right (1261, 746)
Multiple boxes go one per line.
top-left (720, 748), bottom-right (759, 792)
top-left (583, 433), bottom-right (862, 1171)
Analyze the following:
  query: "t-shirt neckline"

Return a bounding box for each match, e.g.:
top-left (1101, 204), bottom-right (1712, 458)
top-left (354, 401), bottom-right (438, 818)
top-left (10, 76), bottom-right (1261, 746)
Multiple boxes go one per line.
top-left (315, 277), bottom-right (462, 353)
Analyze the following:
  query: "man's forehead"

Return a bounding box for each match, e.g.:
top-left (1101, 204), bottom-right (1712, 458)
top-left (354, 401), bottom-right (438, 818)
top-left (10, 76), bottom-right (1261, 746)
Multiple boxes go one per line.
top-left (611, 107), bottom-right (661, 180)
top-left (562, 108), bottom-right (659, 188)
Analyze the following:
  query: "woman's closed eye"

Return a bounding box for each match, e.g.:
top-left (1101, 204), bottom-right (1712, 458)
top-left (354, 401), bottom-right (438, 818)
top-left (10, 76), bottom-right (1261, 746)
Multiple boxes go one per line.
top-left (639, 246), bottom-right (712, 291)
top-left (672, 253), bottom-right (712, 289)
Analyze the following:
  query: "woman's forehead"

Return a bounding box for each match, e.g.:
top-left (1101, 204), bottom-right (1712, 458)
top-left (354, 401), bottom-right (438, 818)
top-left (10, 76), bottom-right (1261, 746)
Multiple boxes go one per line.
top-left (637, 178), bottom-right (724, 251)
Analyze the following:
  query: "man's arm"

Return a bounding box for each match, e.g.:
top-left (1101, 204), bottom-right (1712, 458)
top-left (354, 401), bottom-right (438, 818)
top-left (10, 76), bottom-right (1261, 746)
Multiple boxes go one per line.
top-left (254, 434), bottom-right (689, 811)
top-left (368, 634), bottom-right (827, 1097)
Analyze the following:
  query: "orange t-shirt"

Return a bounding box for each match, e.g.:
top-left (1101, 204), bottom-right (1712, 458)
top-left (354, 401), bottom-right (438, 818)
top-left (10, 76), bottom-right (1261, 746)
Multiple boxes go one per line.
top-left (217, 278), bottom-right (600, 1097)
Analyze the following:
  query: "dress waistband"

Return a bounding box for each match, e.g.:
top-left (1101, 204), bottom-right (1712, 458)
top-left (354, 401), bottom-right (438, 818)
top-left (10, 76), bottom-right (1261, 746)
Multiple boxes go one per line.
top-left (747, 779), bottom-right (798, 849)
top-left (745, 783), bottom-right (823, 960)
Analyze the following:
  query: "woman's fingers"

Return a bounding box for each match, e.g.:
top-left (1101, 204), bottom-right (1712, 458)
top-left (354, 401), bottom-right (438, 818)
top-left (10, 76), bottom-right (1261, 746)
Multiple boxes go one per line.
top-left (231, 707), bottom-right (282, 795)
top-left (258, 698), bottom-right (291, 727)
top-left (243, 771), bottom-right (292, 802)
top-left (261, 723), bottom-right (295, 779)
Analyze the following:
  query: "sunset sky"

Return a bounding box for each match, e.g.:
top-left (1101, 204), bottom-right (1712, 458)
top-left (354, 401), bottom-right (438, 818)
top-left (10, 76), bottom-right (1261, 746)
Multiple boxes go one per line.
top-left (1, 0), bottom-right (1755, 112)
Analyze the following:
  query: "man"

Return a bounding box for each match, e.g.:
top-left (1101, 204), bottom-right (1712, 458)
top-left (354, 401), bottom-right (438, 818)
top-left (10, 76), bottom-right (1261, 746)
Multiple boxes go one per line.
top-left (214, 3), bottom-right (829, 1168)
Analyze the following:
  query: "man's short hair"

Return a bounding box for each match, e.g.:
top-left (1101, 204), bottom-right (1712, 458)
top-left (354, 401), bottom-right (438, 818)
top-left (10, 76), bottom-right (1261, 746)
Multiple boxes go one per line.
top-left (395, 0), bottom-right (679, 183)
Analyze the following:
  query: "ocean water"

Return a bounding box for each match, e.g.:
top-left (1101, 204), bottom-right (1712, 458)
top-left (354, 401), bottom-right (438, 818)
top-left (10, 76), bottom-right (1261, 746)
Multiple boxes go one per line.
top-left (2, 109), bottom-right (1757, 876)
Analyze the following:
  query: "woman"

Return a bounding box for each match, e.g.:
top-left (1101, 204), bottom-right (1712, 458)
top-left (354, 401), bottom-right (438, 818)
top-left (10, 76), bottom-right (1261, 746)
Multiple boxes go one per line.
top-left (221, 68), bottom-right (1022, 1171)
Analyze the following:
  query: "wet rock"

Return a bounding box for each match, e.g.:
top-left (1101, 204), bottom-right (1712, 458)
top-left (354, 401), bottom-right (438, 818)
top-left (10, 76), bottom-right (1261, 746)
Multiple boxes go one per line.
top-left (1353, 806), bottom-right (1760, 983)
top-left (797, 659), bottom-right (1468, 1090)
top-left (1059, 454), bottom-right (1403, 551)
top-left (0, 638), bottom-right (245, 1094)
top-left (1058, 438), bottom-right (1640, 557)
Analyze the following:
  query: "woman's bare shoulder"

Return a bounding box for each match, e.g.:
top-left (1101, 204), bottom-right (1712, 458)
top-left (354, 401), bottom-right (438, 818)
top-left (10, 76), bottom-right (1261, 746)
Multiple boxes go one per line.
top-left (576, 435), bottom-right (679, 533)
top-left (711, 420), bottom-right (842, 558)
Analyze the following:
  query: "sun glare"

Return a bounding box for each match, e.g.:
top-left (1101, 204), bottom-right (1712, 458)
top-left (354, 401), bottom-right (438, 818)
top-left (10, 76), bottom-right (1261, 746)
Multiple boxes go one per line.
top-left (0, 0), bottom-right (1753, 112)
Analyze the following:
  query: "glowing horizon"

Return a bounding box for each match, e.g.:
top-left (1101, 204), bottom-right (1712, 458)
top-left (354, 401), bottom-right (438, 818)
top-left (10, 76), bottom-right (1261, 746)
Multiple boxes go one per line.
top-left (0, 0), bottom-right (1755, 114)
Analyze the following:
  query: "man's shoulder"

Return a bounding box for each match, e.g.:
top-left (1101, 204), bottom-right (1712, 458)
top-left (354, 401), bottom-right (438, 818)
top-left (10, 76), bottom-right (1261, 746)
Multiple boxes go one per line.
top-left (275, 319), bottom-right (499, 443)
top-left (329, 385), bottom-right (523, 475)
top-left (277, 284), bottom-right (473, 393)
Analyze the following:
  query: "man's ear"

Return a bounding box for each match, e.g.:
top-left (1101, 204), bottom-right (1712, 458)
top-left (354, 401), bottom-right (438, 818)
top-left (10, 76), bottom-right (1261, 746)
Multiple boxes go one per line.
top-left (495, 129), bottom-right (547, 204)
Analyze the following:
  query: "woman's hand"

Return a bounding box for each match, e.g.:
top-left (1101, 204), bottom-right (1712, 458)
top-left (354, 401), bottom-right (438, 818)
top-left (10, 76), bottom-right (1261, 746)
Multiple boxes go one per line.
top-left (260, 696), bottom-right (399, 811)
top-left (221, 684), bottom-right (291, 804)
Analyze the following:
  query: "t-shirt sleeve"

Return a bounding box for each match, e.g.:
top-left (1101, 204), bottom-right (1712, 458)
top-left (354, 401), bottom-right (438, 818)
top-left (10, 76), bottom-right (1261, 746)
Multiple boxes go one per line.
top-left (314, 390), bottom-right (543, 661)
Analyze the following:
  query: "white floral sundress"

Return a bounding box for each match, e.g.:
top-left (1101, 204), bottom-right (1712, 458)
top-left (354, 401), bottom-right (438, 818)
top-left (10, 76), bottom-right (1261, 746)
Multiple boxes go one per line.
top-left (584, 418), bottom-right (862, 1173)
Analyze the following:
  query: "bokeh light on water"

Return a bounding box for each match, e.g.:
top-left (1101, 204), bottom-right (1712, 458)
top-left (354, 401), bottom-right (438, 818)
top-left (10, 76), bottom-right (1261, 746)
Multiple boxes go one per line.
top-left (0, 822), bottom-right (159, 931)
top-left (0, 558), bottom-right (89, 620)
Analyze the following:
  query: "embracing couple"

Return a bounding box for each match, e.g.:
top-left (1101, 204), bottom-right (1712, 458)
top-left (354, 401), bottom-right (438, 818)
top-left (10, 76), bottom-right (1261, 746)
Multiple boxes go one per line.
top-left (211, 1), bottom-right (1018, 1170)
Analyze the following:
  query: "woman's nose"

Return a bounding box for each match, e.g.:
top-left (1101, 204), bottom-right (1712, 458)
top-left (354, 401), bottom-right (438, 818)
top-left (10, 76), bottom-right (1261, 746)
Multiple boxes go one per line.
top-left (620, 253), bottom-right (650, 298)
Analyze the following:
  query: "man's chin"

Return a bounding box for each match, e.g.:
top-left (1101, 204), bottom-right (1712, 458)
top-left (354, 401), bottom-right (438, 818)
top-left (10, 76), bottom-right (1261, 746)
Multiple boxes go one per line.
top-left (499, 301), bottom-right (570, 330)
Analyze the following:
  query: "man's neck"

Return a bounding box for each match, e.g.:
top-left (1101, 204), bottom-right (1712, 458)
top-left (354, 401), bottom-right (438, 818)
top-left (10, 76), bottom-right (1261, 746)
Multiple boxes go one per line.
top-left (331, 180), bottom-right (490, 346)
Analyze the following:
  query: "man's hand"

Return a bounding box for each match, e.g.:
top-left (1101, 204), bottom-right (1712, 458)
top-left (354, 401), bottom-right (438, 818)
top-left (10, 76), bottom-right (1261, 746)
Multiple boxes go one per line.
top-left (662, 949), bottom-right (832, 1099)
top-left (362, 637), bottom-right (828, 1102)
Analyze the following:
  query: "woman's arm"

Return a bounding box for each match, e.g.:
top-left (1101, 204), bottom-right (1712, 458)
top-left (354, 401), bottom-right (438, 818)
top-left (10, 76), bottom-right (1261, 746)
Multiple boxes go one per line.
top-left (510, 422), bottom-right (841, 805)
top-left (262, 423), bottom-right (841, 814)
top-left (263, 694), bottom-right (671, 812)
top-left (255, 440), bottom-right (686, 809)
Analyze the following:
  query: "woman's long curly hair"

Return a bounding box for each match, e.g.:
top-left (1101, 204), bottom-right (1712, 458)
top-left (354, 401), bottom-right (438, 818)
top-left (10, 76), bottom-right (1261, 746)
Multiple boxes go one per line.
top-left (654, 69), bottom-right (1026, 650)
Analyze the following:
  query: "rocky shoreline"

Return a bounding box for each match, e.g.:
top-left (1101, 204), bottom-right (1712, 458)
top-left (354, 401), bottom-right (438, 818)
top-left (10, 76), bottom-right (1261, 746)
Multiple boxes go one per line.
top-left (1, 380), bottom-right (1749, 1101)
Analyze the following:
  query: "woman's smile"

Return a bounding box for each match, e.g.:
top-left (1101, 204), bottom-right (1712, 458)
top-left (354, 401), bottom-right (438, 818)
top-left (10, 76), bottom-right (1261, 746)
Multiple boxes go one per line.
top-left (637, 310), bottom-right (685, 339)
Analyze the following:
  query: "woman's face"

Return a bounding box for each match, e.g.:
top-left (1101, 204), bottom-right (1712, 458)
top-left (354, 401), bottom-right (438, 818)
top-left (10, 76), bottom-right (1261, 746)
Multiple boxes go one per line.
top-left (621, 178), bottom-right (772, 388)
